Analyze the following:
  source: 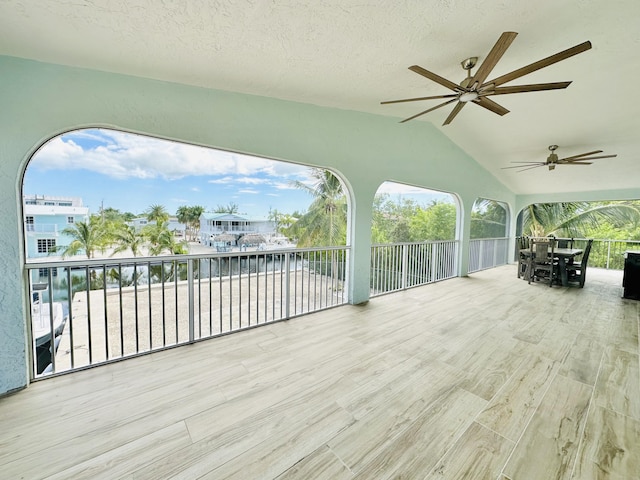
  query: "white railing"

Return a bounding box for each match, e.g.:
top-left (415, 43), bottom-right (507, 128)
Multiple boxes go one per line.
top-left (26, 223), bottom-right (59, 233)
top-left (370, 241), bottom-right (458, 297)
top-left (26, 246), bottom-right (349, 378)
top-left (468, 237), bottom-right (509, 273)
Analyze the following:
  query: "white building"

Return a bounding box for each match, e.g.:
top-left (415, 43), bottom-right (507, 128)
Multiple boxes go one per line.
top-left (199, 213), bottom-right (275, 246)
top-left (23, 195), bottom-right (90, 260)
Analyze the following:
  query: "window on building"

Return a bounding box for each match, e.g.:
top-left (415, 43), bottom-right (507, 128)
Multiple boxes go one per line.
top-left (67, 216), bottom-right (75, 224)
top-left (38, 267), bottom-right (58, 278)
top-left (59, 202), bottom-right (72, 206)
top-left (44, 202), bottom-right (55, 206)
top-left (25, 216), bottom-right (34, 231)
top-left (37, 238), bottom-right (56, 253)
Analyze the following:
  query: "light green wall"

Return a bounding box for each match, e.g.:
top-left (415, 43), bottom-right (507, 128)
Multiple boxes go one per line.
top-left (0, 55), bottom-right (518, 394)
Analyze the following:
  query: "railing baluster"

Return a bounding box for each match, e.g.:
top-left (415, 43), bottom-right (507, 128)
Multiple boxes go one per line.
top-left (67, 266), bottom-right (75, 369)
top-left (187, 258), bottom-right (195, 343)
top-left (147, 261), bottom-right (152, 351)
top-left (85, 265), bottom-right (93, 365)
top-left (103, 265), bottom-right (109, 360)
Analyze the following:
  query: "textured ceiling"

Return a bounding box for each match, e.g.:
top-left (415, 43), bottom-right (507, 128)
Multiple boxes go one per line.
top-left (1, 0), bottom-right (638, 197)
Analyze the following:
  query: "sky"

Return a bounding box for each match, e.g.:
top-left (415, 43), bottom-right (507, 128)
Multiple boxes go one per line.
top-left (23, 128), bottom-right (452, 217)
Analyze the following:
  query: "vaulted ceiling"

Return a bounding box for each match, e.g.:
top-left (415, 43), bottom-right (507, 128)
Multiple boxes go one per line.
top-left (1, 0), bottom-right (637, 197)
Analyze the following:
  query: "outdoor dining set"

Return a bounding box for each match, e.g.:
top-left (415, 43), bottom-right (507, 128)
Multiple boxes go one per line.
top-left (517, 236), bottom-right (594, 288)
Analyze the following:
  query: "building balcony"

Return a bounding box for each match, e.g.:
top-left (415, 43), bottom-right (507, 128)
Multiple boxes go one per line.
top-left (1, 264), bottom-right (637, 478)
top-left (25, 223), bottom-right (59, 234)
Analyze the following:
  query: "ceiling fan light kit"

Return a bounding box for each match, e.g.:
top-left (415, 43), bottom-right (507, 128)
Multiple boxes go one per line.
top-left (381, 32), bottom-right (592, 126)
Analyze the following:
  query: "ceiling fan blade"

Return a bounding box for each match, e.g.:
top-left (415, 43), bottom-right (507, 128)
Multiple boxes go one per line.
top-left (473, 96), bottom-right (510, 116)
top-left (501, 163), bottom-right (545, 169)
top-left (560, 162), bottom-right (592, 165)
top-left (399, 98), bottom-right (458, 123)
top-left (516, 164), bottom-right (547, 172)
top-left (558, 150), bottom-right (603, 161)
top-left (485, 40), bottom-right (592, 87)
top-left (381, 93), bottom-right (458, 105)
top-left (487, 81), bottom-right (572, 95)
top-left (442, 101), bottom-right (466, 125)
top-left (564, 154), bottom-right (617, 162)
top-left (467, 32), bottom-right (518, 89)
top-left (408, 65), bottom-right (461, 92)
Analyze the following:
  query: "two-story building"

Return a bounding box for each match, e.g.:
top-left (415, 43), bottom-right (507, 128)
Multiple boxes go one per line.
top-left (23, 195), bottom-right (90, 260)
top-left (199, 213), bottom-right (275, 246)
top-left (23, 195), bottom-right (90, 287)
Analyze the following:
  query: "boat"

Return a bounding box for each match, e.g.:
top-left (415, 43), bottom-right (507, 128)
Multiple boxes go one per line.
top-left (31, 284), bottom-right (67, 374)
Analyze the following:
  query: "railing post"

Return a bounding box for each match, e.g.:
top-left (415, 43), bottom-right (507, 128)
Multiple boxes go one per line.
top-left (285, 252), bottom-right (291, 319)
top-left (401, 244), bottom-right (408, 290)
top-left (187, 258), bottom-right (195, 343)
top-left (606, 239), bottom-right (611, 270)
top-left (493, 239), bottom-right (498, 267)
top-left (430, 242), bottom-right (438, 282)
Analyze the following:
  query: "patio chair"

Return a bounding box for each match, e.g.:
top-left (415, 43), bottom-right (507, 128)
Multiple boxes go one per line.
top-left (517, 236), bottom-right (530, 278)
top-left (528, 239), bottom-right (558, 286)
top-left (566, 239), bottom-right (593, 288)
top-left (556, 237), bottom-right (574, 248)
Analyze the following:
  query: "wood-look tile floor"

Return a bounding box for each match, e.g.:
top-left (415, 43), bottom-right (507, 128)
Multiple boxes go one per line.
top-left (1, 266), bottom-right (638, 479)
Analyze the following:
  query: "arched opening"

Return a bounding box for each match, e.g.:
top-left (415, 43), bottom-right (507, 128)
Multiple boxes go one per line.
top-left (370, 181), bottom-right (459, 295)
top-left (22, 128), bottom-right (352, 377)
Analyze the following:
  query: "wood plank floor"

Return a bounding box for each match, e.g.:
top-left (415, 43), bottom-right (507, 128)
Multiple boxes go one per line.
top-left (1, 266), bottom-right (638, 479)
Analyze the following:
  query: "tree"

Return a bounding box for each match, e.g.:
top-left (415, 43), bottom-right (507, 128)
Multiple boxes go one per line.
top-left (111, 223), bottom-right (145, 257)
top-left (408, 201), bottom-right (456, 241)
top-left (371, 194), bottom-right (422, 243)
top-left (145, 204), bottom-right (169, 224)
top-left (56, 215), bottom-right (108, 259)
top-left (471, 198), bottom-right (507, 239)
top-left (176, 205), bottom-right (205, 241)
top-left (289, 169), bottom-right (347, 247)
top-left (213, 203), bottom-right (239, 214)
top-left (142, 221), bottom-right (187, 255)
top-left (521, 202), bottom-right (640, 238)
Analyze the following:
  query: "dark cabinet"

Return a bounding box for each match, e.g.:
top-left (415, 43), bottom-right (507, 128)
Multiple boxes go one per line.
top-left (623, 251), bottom-right (640, 299)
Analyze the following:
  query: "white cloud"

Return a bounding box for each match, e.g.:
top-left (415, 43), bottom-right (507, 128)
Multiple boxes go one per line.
top-left (273, 181), bottom-right (298, 190)
top-left (238, 188), bottom-right (260, 194)
top-left (30, 128), bottom-right (312, 181)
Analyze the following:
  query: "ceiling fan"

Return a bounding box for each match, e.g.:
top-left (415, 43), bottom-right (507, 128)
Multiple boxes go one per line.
top-left (503, 145), bottom-right (617, 172)
top-left (381, 32), bottom-right (591, 125)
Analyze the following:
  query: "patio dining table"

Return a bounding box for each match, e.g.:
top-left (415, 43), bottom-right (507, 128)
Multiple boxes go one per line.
top-left (520, 247), bottom-right (584, 287)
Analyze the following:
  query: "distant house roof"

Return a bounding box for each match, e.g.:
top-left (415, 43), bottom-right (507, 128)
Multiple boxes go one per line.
top-left (200, 213), bottom-right (270, 222)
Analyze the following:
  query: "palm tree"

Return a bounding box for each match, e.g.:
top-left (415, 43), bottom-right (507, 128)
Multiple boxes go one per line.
top-left (143, 221), bottom-right (188, 255)
top-left (56, 216), bottom-right (107, 258)
top-left (176, 205), bottom-right (204, 241)
top-left (111, 223), bottom-right (145, 257)
top-left (145, 204), bottom-right (169, 224)
top-left (289, 169), bottom-right (347, 247)
top-left (521, 202), bottom-right (640, 238)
